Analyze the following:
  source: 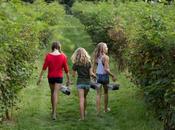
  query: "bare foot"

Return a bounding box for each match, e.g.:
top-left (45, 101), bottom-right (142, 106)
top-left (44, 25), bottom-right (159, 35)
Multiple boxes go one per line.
top-left (104, 107), bottom-right (111, 113)
top-left (52, 113), bottom-right (57, 120)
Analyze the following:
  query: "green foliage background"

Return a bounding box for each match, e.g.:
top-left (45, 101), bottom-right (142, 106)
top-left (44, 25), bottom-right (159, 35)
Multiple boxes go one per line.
top-left (0, 0), bottom-right (175, 129)
top-left (0, 0), bottom-right (66, 121)
top-left (72, 1), bottom-right (175, 129)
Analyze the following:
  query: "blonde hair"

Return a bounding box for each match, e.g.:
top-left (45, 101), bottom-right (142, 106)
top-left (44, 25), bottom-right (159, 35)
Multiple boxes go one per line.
top-left (93, 42), bottom-right (107, 65)
top-left (71, 48), bottom-right (91, 65)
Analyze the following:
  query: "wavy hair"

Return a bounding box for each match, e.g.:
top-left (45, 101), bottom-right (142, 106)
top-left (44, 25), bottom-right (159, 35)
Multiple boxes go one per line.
top-left (92, 42), bottom-right (107, 66)
top-left (71, 48), bottom-right (91, 65)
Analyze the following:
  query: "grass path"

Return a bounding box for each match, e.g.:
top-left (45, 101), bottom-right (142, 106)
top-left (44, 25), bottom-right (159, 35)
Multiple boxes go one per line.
top-left (1, 16), bottom-right (163, 130)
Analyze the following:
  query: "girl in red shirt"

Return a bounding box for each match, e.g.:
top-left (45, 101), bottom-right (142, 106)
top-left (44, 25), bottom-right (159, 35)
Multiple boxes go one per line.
top-left (37, 41), bottom-right (70, 120)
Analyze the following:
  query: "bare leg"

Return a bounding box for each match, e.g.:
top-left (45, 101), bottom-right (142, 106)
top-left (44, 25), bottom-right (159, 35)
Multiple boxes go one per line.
top-left (49, 84), bottom-right (54, 114)
top-left (96, 87), bottom-right (102, 115)
top-left (103, 84), bottom-right (108, 112)
top-left (84, 89), bottom-right (89, 116)
top-left (78, 89), bottom-right (85, 120)
top-left (49, 83), bottom-right (61, 119)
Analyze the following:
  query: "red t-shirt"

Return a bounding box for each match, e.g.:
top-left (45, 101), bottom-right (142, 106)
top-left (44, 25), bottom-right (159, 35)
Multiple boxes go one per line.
top-left (42, 53), bottom-right (69, 78)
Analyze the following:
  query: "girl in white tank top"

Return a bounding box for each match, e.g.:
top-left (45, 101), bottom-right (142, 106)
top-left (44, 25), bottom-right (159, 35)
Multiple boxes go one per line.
top-left (92, 42), bottom-right (116, 115)
top-left (96, 56), bottom-right (106, 74)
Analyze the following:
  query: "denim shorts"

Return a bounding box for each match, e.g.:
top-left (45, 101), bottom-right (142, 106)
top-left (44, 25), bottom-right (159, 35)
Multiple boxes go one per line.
top-left (97, 74), bottom-right (109, 85)
top-left (77, 84), bottom-right (90, 90)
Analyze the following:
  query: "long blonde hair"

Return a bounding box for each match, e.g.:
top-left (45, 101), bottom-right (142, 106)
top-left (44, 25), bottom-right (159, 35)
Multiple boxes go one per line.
top-left (71, 48), bottom-right (91, 65)
top-left (93, 42), bottom-right (107, 66)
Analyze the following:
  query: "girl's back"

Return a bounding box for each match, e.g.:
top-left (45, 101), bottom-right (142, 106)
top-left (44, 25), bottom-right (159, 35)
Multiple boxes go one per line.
top-left (96, 56), bottom-right (106, 75)
top-left (72, 63), bottom-right (91, 84)
top-left (43, 53), bottom-right (68, 78)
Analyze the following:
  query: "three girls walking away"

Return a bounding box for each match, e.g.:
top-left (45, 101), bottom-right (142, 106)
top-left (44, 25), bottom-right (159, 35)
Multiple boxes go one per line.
top-left (93, 42), bottom-right (116, 115)
top-left (71, 48), bottom-right (96, 120)
top-left (37, 41), bottom-right (70, 120)
top-left (37, 41), bottom-right (116, 120)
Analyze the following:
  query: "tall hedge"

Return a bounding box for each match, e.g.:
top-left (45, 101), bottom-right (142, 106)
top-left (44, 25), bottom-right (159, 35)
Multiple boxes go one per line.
top-left (0, 0), bottom-right (66, 121)
top-left (72, 2), bottom-right (127, 70)
top-left (0, 1), bottom-right (41, 120)
top-left (72, 2), bottom-right (175, 129)
top-left (118, 3), bottom-right (175, 129)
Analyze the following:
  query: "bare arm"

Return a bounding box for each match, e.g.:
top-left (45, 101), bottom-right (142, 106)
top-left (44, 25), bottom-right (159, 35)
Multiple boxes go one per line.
top-left (65, 72), bottom-right (70, 86)
top-left (92, 62), bottom-right (96, 74)
top-left (103, 55), bottom-right (116, 81)
top-left (37, 69), bottom-right (45, 85)
top-left (72, 70), bottom-right (76, 78)
top-left (89, 68), bottom-right (96, 79)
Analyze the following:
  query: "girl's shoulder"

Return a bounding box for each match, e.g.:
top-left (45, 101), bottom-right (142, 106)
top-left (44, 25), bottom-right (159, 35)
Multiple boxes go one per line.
top-left (100, 54), bottom-right (108, 60)
top-left (45, 53), bottom-right (50, 58)
top-left (101, 55), bottom-right (109, 64)
top-left (102, 54), bottom-right (109, 59)
top-left (85, 62), bottom-right (91, 68)
top-left (60, 52), bottom-right (67, 58)
top-left (88, 61), bottom-right (91, 65)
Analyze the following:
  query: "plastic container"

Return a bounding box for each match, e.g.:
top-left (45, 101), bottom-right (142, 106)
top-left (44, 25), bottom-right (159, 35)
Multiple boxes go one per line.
top-left (90, 81), bottom-right (101, 89)
top-left (60, 85), bottom-right (71, 95)
top-left (107, 83), bottom-right (120, 90)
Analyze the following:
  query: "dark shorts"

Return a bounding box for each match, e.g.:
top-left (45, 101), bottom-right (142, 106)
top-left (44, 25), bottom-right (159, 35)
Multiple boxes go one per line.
top-left (97, 74), bottom-right (109, 85)
top-left (48, 77), bottom-right (63, 84)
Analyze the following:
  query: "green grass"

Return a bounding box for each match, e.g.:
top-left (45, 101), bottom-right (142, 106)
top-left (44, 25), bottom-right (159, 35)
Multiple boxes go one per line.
top-left (0, 16), bottom-right (163, 130)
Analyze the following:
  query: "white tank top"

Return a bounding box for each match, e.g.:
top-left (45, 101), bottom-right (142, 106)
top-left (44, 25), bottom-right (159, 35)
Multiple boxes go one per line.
top-left (96, 57), bottom-right (106, 74)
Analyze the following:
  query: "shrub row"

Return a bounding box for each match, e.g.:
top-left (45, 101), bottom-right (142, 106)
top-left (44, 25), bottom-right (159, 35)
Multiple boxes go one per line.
top-left (72, 2), bottom-right (175, 129)
top-left (0, 0), bottom-right (65, 121)
top-left (116, 3), bottom-right (175, 129)
top-left (72, 2), bottom-right (127, 70)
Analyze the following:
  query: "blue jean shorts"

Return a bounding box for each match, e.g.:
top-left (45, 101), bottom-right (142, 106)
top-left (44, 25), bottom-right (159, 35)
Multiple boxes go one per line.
top-left (77, 84), bottom-right (90, 90)
top-left (97, 74), bottom-right (109, 85)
